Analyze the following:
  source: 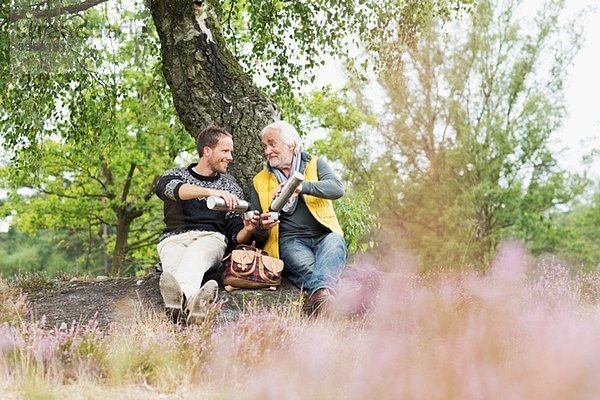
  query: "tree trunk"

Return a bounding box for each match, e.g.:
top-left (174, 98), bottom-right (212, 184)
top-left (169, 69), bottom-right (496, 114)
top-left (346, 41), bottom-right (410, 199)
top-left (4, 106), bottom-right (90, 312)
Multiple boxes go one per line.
top-left (111, 203), bottom-right (144, 276)
top-left (110, 212), bottom-right (133, 276)
top-left (149, 0), bottom-right (279, 194)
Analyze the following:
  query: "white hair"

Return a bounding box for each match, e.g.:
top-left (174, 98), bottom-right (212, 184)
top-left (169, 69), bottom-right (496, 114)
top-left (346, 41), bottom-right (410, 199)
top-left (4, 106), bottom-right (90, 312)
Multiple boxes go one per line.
top-left (260, 120), bottom-right (303, 152)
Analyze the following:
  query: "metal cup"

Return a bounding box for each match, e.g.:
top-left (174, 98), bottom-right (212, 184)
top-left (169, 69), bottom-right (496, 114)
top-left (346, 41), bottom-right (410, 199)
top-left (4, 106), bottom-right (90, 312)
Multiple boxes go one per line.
top-left (243, 211), bottom-right (256, 220)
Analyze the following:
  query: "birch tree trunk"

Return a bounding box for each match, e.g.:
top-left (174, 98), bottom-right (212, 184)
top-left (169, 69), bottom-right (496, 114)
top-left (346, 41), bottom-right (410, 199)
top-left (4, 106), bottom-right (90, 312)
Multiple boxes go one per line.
top-left (149, 0), bottom-right (279, 194)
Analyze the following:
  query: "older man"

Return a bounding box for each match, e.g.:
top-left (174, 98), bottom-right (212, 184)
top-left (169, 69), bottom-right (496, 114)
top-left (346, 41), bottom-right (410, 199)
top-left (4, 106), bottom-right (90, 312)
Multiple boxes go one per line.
top-left (250, 120), bottom-right (348, 316)
top-left (155, 125), bottom-right (258, 323)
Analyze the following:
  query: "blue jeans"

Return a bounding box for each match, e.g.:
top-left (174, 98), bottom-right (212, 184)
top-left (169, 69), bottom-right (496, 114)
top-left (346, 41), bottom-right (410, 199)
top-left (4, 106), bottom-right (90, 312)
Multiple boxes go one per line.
top-left (279, 232), bottom-right (348, 296)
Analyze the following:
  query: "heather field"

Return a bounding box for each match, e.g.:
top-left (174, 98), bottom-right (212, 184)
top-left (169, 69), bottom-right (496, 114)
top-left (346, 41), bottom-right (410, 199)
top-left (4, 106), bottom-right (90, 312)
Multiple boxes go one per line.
top-left (1, 243), bottom-right (600, 399)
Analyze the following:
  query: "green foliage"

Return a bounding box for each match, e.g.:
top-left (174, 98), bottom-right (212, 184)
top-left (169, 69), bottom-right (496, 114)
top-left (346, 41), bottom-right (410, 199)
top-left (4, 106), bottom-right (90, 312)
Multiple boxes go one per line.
top-left (1, 2), bottom-right (191, 275)
top-left (333, 187), bottom-right (380, 254)
top-left (304, 0), bottom-right (588, 270)
top-left (545, 190), bottom-right (600, 270)
top-left (0, 2), bottom-right (10, 91)
top-left (304, 87), bottom-right (377, 187)
top-left (218, 0), bottom-right (473, 120)
top-left (0, 227), bottom-right (102, 278)
top-left (303, 88), bottom-right (380, 254)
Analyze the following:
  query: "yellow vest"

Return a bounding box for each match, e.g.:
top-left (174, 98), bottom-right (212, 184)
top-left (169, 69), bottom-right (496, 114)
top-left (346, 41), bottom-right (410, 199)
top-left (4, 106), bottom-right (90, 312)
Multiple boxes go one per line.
top-left (253, 156), bottom-right (344, 258)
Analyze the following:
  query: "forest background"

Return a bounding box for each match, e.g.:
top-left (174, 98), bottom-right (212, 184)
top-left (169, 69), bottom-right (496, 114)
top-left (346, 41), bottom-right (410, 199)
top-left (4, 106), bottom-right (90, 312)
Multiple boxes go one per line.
top-left (0, 0), bottom-right (598, 278)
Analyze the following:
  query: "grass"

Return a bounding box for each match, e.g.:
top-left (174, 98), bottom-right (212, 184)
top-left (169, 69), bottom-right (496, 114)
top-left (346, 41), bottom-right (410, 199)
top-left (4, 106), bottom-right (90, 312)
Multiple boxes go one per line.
top-left (2, 242), bottom-right (600, 399)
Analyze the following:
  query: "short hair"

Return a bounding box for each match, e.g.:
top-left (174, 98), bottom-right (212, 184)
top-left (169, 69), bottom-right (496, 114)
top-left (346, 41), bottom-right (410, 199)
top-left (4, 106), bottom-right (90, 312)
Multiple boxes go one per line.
top-left (196, 125), bottom-right (232, 157)
top-left (260, 120), bottom-right (303, 152)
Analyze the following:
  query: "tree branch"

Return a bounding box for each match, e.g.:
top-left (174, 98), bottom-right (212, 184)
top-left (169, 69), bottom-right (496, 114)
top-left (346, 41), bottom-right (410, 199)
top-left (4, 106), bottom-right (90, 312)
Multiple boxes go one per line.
top-left (120, 163), bottom-right (136, 204)
top-left (143, 176), bottom-right (160, 203)
top-left (37, 188), bottom-right (107, 199)
top-left (126, 232), bottom-right (161, 251)
top-left (9, 0), bottom-right (110, 22)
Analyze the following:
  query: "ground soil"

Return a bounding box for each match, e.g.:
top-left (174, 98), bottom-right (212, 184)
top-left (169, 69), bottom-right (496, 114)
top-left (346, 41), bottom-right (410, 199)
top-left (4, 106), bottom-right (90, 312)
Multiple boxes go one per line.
top-left (23, 270), bottom-right (305, 329)
top-left (22, 267), bottom-right (380, 329)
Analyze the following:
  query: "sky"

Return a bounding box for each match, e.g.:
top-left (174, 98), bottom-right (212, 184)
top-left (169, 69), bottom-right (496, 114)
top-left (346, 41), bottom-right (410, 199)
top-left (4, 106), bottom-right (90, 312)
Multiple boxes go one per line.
top-left (549, 0), bottom-right (600, 177)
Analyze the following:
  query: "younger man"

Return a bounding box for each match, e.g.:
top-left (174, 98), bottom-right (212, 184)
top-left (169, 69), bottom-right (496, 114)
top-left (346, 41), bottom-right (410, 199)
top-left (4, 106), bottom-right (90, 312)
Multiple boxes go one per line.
top-left (155, 126), bottom-right (258, 323)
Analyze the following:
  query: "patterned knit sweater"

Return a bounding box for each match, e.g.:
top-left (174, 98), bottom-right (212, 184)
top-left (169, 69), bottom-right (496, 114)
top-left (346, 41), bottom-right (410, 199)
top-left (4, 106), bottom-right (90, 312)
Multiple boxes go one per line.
top-left (154, 163), bottom-right (244, 246)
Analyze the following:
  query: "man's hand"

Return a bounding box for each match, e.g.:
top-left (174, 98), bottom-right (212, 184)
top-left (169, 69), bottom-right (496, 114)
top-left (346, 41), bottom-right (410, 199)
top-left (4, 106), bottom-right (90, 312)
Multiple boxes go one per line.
top-left (259, 212), bottom-right (280, 230)
top-left (242, 210), bottom-right (260, 232)
top-left (236, 210), bottom-right (260, 244)
top-left (272, 182), bottom-right (303, 204)
top-left (289, 182), bottom-right (302, 202)
top-left (211, 189), bottom-right (239, 209)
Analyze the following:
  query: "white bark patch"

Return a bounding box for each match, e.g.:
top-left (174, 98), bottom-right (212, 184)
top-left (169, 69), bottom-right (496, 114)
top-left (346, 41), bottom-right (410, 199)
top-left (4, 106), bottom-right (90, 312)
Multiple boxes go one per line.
top-left (195, 10), bottom-right (214, 44)
top-left (222, 96), bottom-right (233, 113)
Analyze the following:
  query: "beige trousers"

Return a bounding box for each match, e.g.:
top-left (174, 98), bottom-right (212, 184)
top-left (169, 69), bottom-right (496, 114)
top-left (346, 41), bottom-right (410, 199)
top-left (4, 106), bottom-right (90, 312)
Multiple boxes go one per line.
top-left (157, 231), bottom-right (227, 298)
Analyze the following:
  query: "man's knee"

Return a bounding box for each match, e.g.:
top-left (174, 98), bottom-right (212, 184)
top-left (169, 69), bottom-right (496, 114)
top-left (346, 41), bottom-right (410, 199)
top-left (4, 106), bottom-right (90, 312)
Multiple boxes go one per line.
top-left (321, 233), bottom-right (348, 256)
top-left (282, 251), bottom-right (314, 272)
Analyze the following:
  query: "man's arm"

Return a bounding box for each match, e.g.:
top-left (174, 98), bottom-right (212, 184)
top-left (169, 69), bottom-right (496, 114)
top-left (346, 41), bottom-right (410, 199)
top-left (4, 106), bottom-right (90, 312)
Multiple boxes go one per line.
top-left (155, 172), bottom-right (240, 208)
top-left (235, 212), bottom-right (260, 244)
top-left (301, 157), bottom-right (345, 199)
top-left (177, 183), bottom-right (214, 200)
top-left (178, 184), bottom-right (240, 208)
top-left (155, 173), bottom-right (184, 202)
top-left (222, 176), bottom-right (263, 246)
top-left (249, 185), bottom-right (270, 247)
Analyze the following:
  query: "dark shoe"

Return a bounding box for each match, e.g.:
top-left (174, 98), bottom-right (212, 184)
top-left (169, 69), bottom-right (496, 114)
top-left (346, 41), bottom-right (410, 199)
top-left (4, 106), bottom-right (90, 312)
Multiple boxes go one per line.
top-left (167, 307), bottom-right (186, 324)
top-left (303, 288), bottom-right (334, 317)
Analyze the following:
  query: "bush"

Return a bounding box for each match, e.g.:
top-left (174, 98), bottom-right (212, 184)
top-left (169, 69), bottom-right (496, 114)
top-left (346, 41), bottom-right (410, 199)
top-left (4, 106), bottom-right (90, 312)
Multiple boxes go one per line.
top-left (334, 186), bottom-right (379, 254)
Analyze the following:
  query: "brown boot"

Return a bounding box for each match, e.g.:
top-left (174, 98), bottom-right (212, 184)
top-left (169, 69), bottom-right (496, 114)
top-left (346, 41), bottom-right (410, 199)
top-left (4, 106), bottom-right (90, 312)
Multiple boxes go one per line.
top-left (303, 288), bottom-right (334, 317)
